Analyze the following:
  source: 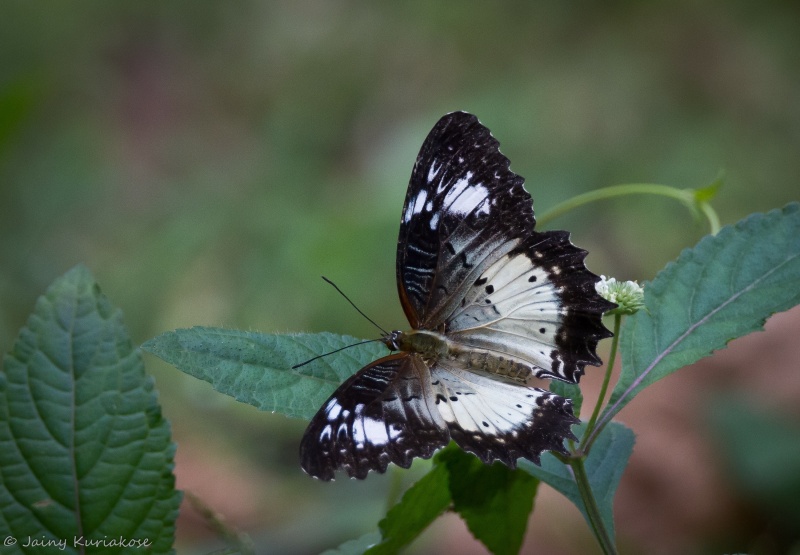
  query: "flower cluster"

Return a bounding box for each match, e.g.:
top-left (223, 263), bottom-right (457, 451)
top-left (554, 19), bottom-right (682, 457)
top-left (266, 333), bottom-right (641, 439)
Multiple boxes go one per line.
top-left (596, 275), bottom-right (645, 315)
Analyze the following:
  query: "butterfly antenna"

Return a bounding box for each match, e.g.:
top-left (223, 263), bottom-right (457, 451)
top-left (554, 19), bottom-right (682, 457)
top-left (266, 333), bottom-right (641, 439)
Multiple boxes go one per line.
top-left (291, 338), bottom-right (382, 369)
top-left (321, 276), bottom-right (390, 335)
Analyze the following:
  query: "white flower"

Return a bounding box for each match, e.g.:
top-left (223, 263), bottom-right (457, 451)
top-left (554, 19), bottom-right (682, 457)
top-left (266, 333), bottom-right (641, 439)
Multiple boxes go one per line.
top-left (596, 275), bottom-right (645, 315)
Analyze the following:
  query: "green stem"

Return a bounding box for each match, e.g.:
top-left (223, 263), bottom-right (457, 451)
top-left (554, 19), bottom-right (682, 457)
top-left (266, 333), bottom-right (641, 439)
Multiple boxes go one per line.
top-left (570, 456), bottom-right (619, 555)
top-left (581, 313), bottom-right (621, 454)
top-left (536, 183), bottom-right (720, 235)
top-left (699, 201), bottom-right (721, 234)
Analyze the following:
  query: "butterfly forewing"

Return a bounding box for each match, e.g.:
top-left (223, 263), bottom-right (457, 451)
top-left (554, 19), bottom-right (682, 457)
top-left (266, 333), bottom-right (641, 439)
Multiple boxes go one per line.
top-left (397, 112), bottom-right (532, 329)
top-left (398, 111), bottom-right (613, 383)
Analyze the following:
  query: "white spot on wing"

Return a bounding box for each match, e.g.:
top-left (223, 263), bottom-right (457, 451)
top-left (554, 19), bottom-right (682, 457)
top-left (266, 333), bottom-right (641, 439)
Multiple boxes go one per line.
top-left (325, 398), bottom-right (342, 420)
top-left (403, 189), bottom-right (428, 223)
top-left (320, 424), bottom-right (332, 441)
top-left (428, 162), bottom-right (441, 183)
top-left (362, 416), bottom-right (390, 446)
top-left (444, 172), bottom-right (489, 217)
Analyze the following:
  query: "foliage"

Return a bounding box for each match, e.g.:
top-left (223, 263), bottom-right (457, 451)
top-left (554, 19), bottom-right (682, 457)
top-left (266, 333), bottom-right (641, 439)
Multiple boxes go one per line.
top-left (139, 202), bottom-right (800, 553)
top-left (598, 203), bottom-right (800, 431)
top-left (2, 3), bottom-right (800, 553)
top-left (143, 328), bottom-right (388, 420)
top-left (0, 266), bottom-right (180, 554)
top-left (3, 196), bottom-right (799, 553)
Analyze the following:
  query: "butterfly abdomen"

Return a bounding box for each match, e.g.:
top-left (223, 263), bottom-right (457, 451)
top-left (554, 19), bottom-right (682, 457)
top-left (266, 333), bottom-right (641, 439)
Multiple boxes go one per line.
top-left (393, 329), bottom-right (533, 383)
top-left (446, 343), bottom-right (533, 383)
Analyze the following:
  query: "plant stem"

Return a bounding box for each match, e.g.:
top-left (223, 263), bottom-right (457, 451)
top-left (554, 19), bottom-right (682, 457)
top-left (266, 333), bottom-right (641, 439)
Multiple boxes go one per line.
top-left (699, 201), bottom-right (721, 234)
top-left (536, 183), bottom-right (719, 234)
top-left (570, 456), bottom-right (619, 555)
top-left (581, 314), bottom-right (621, 454)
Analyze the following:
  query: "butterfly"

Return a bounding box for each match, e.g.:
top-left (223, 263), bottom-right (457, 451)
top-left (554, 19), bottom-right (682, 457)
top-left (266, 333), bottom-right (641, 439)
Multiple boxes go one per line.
top-left (300, 111), bottom-right (615, 480)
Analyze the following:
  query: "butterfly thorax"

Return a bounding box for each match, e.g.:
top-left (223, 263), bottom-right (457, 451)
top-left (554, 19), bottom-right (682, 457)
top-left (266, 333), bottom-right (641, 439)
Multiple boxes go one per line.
top-left (383, 329), bottom-right (533, 384)
top-left (382, 329), bottom-right (447, 360)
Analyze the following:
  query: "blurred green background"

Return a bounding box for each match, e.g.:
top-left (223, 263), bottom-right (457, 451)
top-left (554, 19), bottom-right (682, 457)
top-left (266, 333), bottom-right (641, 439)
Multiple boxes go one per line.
top-left (2, 2), bottom-right (799, 554)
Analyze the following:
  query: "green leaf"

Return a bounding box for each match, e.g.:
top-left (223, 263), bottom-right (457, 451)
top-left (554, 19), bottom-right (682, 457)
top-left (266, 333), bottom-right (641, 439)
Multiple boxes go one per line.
top-left (602, 203), bottom-right (800, 425)
top-left (692, 172), bottom-right (723, 203)
top-left (520, 422), bottom-right (634, 541)
top-left (322, 532), bottom-right (381, 555)
top-left (439, 446), bottom-right (538, 555)
top-left (0, 265), bottom-right (180, 554)
top-left (365, 463), bottom-right (452, 555)
top-left (142, 328), bottom-right (388, 420)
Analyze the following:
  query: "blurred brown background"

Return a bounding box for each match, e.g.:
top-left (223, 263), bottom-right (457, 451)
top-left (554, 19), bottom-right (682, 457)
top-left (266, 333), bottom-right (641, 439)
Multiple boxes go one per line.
top-left (2, 2), bottom-right (799, 554)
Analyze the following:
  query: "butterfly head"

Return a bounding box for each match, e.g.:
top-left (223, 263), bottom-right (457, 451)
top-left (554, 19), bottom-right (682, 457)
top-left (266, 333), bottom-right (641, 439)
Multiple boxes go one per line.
top-left (382, 330), bottom-right (405, 351)
top-left (381, 329), bottom-right (450, 362)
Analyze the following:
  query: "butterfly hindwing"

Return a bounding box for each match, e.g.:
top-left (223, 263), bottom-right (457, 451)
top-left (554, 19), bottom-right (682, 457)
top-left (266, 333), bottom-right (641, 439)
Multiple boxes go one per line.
top-left (446, 230), bottom-right (615, 383)
top-left (300, 353), bottom-right (449, 480)
top-left (429, 361), bottom-right (579, 466)
top-left (300, 353), bottom-right (579, 479)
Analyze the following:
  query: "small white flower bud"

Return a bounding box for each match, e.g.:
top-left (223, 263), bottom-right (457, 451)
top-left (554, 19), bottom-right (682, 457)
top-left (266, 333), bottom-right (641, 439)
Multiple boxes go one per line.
top-left (596, 275), bottom-right (645, 315)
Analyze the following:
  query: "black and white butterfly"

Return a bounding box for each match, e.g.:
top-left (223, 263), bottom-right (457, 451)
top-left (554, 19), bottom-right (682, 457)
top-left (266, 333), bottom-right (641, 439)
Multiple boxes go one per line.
top-left (300, 111), bottom-right (615, 480)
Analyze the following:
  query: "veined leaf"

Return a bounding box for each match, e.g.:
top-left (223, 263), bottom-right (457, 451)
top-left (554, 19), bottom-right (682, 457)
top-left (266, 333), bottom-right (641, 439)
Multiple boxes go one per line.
top-left (365, 463), bottom-right (451, 555)
top-left (440, 447), bottom-right (538, 555)
top-left (0, 265), bottom-right (180, 554)
top-left (599, 203), bottom-right (800, 427)
top-left (142, 328), bottom-right (388, 420)
top-left (520, 422), bottom-right (634, 541)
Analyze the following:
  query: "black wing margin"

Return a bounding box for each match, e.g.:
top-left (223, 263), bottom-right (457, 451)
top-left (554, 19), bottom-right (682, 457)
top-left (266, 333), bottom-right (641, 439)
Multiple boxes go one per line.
top-left (397, 111), bottom-right (533, 329)
top-left (524, 230), bottom-right (616, 382)
top-left (300, 354), bottom-right (449, 480)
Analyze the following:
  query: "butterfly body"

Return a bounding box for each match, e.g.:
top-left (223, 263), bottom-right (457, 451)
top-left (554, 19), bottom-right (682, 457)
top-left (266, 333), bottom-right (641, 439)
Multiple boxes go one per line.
top-left (385, 329), bottom-right (534, 383)
top-left (300, 111), bottom-right (615, 481)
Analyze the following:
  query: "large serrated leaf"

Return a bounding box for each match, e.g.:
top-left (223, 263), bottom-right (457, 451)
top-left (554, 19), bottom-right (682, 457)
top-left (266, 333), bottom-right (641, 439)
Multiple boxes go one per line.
top-left (520, 422), bottom-right (634, 541)
top-left (0, 265), bottom-right (180, 554)
top-left (365, 463), bottom-right (452, 555)
top-left (439, 446), bottom-right (538, 555)
top-left (142, 328), bottom-right (388, 420)
top-left (600, 203), bottom-right (800, 425)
